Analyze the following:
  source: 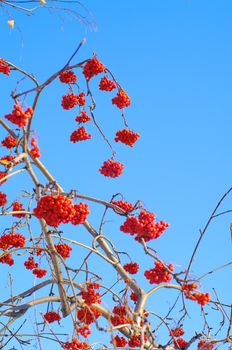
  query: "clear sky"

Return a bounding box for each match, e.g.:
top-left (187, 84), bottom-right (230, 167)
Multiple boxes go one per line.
top-left (0, 0), bottom-right (231, 349)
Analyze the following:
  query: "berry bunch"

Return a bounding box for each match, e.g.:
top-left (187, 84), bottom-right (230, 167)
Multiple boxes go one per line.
top-left (1, 135), bottom-right (17, 149)
top-left (43, 311), bottom-right (61, 323)
top-left (75, 111), bottom-right (91, 123)
top-left (33, 194), bottom-right (75, 227)
top-left (123, 262), bottom-right (139, 274)
top-left (144, 261), bottom-right (174, 284)
top-left (110, 305), bottom-right (132, 326)
top-left (75, 325), bottom-right (91, 339)
top-left (198, 340), bottom-right (215, 350)
top-left (0, 232), bottom-right (26, 249)
top-left (70, 127), bottom-right (92, 143)
top-left (0, 253), bottom-right (14, 266)
top-left (32, 268), bottom-right (47, 278)
top-left (30, 137), bottom-right (41, 158)
top-left (5, 104), bottom-right (33, 128)
top-left (0, 172), bottom-right (7, 185)
top-left (77, 306), bottom-right (101, 325)
top-left (0, 192), bottom-right (7, 206)
top-left (83, 58), bottom-right (105, 80)
top-left (130, 292), bottom-right (138, 302)
top-left (111, 335), bottom-right (127, 348)
top-left (182, 283), bottom-right (210, 306)
top-left (61, 93), bottom-right (79, 110)
top-left (112, 89), bottom-right (130, 109)
top-left (99, 76), bottom-right (116, 91)
top-left (0, 59), bottom-right (10, 75)
top-left (173, 338), bottom-right (188, 349)
top-left (71, 202), bottom-right (90, 225)
top-left (115, 128), bottom-right (140, 147)
top-left (81, 282), bottom-right (101, 306)
top-left (24, 257), bottom-right (38, 270)
top-left (12, 201), bottom-right (26, 218)
top-left (55, 243), bottom-right (72, 259)
top-left (128, 334), bottom-right (146, 348)
top-left (170, 328), bottom-right (185, 338)
top-left (63, 338), bottom-right (89, 350)
top-left (111, 199), bottom-right (133, 214)
top-left (99, 159), bottom-right (124, 178)
top-left (120, 210), bottom-right (169, 242)
top-left (59, 70), bottom-right (77, 84)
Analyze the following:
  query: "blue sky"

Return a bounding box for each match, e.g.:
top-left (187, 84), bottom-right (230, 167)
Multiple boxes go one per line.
top-left (0, 0), bottom-right (231, 349)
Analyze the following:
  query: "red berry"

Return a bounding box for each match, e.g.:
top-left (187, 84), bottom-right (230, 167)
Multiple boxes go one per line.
top-left (115, 128), bottom-right (140, 147)
top-left (123, 262), bottom-right (139, 274)
top-left (1, 135), bottom-right (17, 149)
top-left (75, 111), bottom-right (91, 123)
top-left (99, 76), bottom-right (116, 91)
top-left (5, 104), bottom-right (33, 128)
top-left (43, 311), bottom-right (61, 323)
top-left (55, 243), bottom-right (72, 259)
top-left (112, 89), bottom-right (130, 109)
top-left (70, 126), bottom-right (92, 143)
top-left (99, 159), bottom-right (124, 178)
top-left (83, 58), bottom-right (105, 80)
top-left (59, 70), bottom-right (77, 84)
top-left (71, 202), bottom-right (90, 225)
top-left (0, 192), bottom-right (7, 206)
top-left (144, 261), bottom-right (174, 284)
top-left (0, 59), bottom-right (10, 75)
top-left (32, 268), bottom-right (47, 278)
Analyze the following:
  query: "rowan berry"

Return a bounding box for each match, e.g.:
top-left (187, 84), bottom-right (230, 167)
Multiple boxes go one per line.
top-left (99, 159), bottom-right (124, 178)
top-left (0, 253), bottom-right (14, 266)
top-left (112, 89), bottom-right (130, 109)
top-left (77, 306), bottom-right (101, 325)
top-left (123, 262), bottom-right (139, 274)
top-left (32, 268), bottom-right (47, 278)
top-left (130, 292), bottom-right (138, 302)
top-left (198, 340), bottom-right (215, 350)
top-left (81, 282), bottom-right (101, 306)
top-left (173, 338), bottom-right (188, 349)
top-left (75, 111), bottom-right (91, 123)
top-left (70, 126), bottom-right (92, 143)
top-left (59, 70), bottom-right (77, 84)
top-left (24, 257), bottom-right (38, 270)
top-left (111, 335), bottom-right (127, 348)
top-left (61, 93), bottom-right (79, 110)
top-left (71, 202), bottom-right (90, 225)
top-left (144, 261), bottom-right (174, 284)
top-left (55, 243), bottom-right (72, 259)
top-left (111, 200), bottom-right (133, 214)
top-left (83, 57), bottom-right (105, 80)
top-left (0, 59), bottom-right (10, 75)
top-left (0, 232), bottom-right (26, 249)
top-left (99, 76), bottom-right (116, 91)
top-left (170, 328), bottom-right (185, 338)
top-left (0, 171), bottom-right (7, 185)
top-left (5, 104), bottom-right (33, 127)
top-left (63, 338), bottom-right (90, 350)
top-left (30, 137), bottom-right (41, 158)
top-left (0, 192), bottom-right (7, 206)
top-left (12, 201), bottom-right (26, 218)
top-left (43, 311), bottom-right (61, 323)
top-left (128, 334), bottom-right (147, 348)
top-left (1, 135), bottom-right (17, 149)
top-left (115, 128), bottom-right (140, 147)
top-left (75, 325), bottom-right (91, 338)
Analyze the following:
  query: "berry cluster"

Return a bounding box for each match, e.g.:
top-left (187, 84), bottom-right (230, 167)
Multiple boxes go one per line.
top-left (75, 325), bottom-right (91, 339)
top-left (59, 70), bottom-right (77, 84)
top-left (99, 76), bottom-right (116, 91)
top-left (0, 59), bottom-right (10, 75)
top-left (43, 311), bottom-right (61, 323)
top-left (110, 305), bottom-right (132, 326)
top-left (70, 127), bottom-right (92, 143)
top-left (115, 128), bottom-right (140, 147)
top-left (130, 291), bottom-right (138, 302)
top-left (71, 202), bottom-right (90, 225)
top-left (32, 268), bottom-right (47, 278)
top-left (182, 283), bottom-right (210, 306)
top-left (12, 201), bottom-right (26, 218)
top-left (5, 104), bottom-right (33, 128)
top-left (128, 334), bottom-right (147, 348)
top-left (144, 261), bottom-right (174, 284)
top-left (112, 89), bottom-right (131, 109)
top-left (83, 57), bottom-right (105, 80)
top-left (30, 137), bottom-right (41, 158)
top-left (170, 328), bottom-right (185, 338)
top-left (120, 210), bottom-right (169, 242)
top-left (198, 340), bottom-right (215, 350)
top-left (111, 199), bottom-right (133, 214)
top-left (0, 192), bottom-right (7, 206)
top-left (0, 172), bottom-right (7, 185)
top-left (33, 194), bottom-right (75, 227)
top-left (24, 257), bottom-right (38, 270)
top-left (1, 135), bottom-right (17, 149)
top-left (111, 335), bottom-right (127, 348)
top-left (99, 159), bottom-right (124, 178)
top-left (173, 338), bottom-right (188, 349)
top-left (61, 92), bottom-right (86, 110)
top-left (123, 262), bottom-right (139, 274)
top-left (75, 111), bottom-right (91, 123)
top-left (0, 253), bottom-right (14, 266)
top-left (0, 232), bottom-right (26, 250)
top-left (63, 338), bottom-right (89, 350)
top-left (81, 282), bottom-right (101, 306)
top-left (55, 243), bottom-right (72, 259)
top-left (77, 306), bottom-right (101, 325)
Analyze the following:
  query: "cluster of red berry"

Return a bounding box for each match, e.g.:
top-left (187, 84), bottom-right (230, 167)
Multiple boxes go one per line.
top-left (110, 305), bottom-right (133, 326)
top-left (0, 253), bottom-right (14, 266)
top-left (55, 243), bottom-right (72, 259)
top-left (0, 191), bottom-right (7, 206)
top-left (5, 104), bottom-right (33, 128)
top-left (173, 338), bottom-right (188, 349)
top-left (123, 262), bottom-right (139, 274)
top-left (99, 75), bottom-right (116, 91)
top-left (59, 70), bottom-right (77, 84)
top-left (32, 268), bottom-right (47, 278)
top-left (77, 306), bottom-right (101, 325)
top-left (111, 335), bottom-right (127, 348)
top-left (61, 92), bottom-right (86, 110)
top-left (112, 89), bottom-right (131, 109)
top-left (144, 261), bottom-right (174, 284)
top-left (111, 199), bottom-right (134, 214)
top-left (0, 232), bottom-right (26, 249)
top-left (1, 135), bottom-right (17, 149)
top-left (81, 282), bottom-right (101, 306)
top-left (43, 311), bottom-right (61, 323)
top-left (70, 126), bottom-right (92, 143)
top-left (128, 334), bottom-right (145, 348)
top-left (99, 159), bottom-right (124, 178)
top-left (197, 340), bottom-right (215, 350)
top-left (34, 195), bottom-right (89, 227)
top-left (130, 291), bottom-right (138, 302)
top-left (24, 256), bottom-right (47, 278)
top-left (83, 57), bottom-right (106, 80)
top-left (182, 283), bottom-right (210, 306)
top-left (0, 59), bottom-right (10, 75)
top-left (30, 137), bottom-right (41, 158)
top-left (12, 201), bottom-right (26, 218)
top-left (170, 327), bottom-right (185, 338)
top-left (115, 128), bottom-right (140, 147)
top-left (75, 111), bottom-right (91, 123)
top-left (0, 172), bottom-right (7, 186)
top-left (63, 338), bottom-right (89, 350)
top-left (120, 210), bottom-right (169, 242)
top-left (75, 325), bottom-right (91, 339)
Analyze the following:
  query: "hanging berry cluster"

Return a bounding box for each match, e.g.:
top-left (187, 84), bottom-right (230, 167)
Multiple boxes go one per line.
top-left (0, 191), bottom-right (7, 206)
top-left (30, 137), bottom-right (41, 158)
top-left (55, 243), bottom-right (72, 259)
top-left (5, 104), bottom-right (33, 128)
top-left (123, 262), bottom-right (139, 274)
top-left (81, 282), bottom-right (101, 306)
top-left (1, 135), bottom-right (17, 149)
top-left (182, 282), bottom-right (210, 306)
top-left (0, 58), bottom-right (10, 75)
top-left (144, 261), bottom-right (174, 284)
top-left (99, 159), bottom-right (124, 178)
top-left (43, 311), bottom-right (61, 323)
